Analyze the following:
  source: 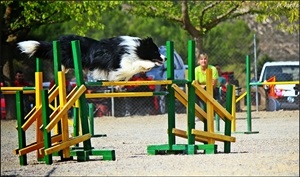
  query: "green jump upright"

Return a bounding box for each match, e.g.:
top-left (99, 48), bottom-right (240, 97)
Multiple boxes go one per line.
top-left (148, 41), bottom-right (186, 155)
top-left (70, 40), bottom-right (115, 161)
top-left (244, 55), bottom-right (259, 134)
top-left (147, 40), bottom-right (202, 155)
top-left (71, 40), bottom-right (92, 152)
top-left (186, 40), bottom-right (197, 154)
top-left (224, 84), bottom-right (233, 153)
top-left (41, 89), bottom-right (53, 165)
top-left (16, 91), bottom-right (27, 165)
top-left (166, 41), bottom-right (176, 150)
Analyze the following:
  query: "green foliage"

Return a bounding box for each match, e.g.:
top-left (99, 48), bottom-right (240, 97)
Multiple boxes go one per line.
top-left (255, 1), bottom-right (299, 33)
top-left (1, 1), bottom-right (122, 36)
top-left (29, 6), bottom-right (255, 68)
top-left (28, 20), bottom-right (74, 41)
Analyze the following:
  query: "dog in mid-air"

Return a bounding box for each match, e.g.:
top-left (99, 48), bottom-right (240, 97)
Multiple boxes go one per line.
top-left (17, 35), bottom-right (165, 81)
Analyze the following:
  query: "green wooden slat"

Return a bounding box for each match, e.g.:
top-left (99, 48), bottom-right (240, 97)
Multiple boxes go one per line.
top-left (36, 57), bottom-right (41, 72)
top-left (16, 91), bottom-right (27, 165)
top-left (224, 84), bottom-right (233, 153)
top-left (41, 89), bottom-right (53, 164)
top-left (71, 40), bottom-right (92, 151)
top-left (187, 40), bottom-right (196, 147)
top-left (166, 41), bottom-right (175, 149)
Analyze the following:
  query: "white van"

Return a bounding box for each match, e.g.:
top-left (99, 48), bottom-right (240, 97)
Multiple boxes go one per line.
top-left (258, 61), bottom-right (299, 110)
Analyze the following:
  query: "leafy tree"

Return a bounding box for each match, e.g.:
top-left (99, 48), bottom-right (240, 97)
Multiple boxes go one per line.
top-left (30, 8), bottom-right (191, 62)
top-left (125, 1), bottom-right (299, 58)
top-left (1, 1), bottom-right (122, 83)
top-left (83, 10), bottom-right (191, 61)
top-left (255, 1), bottom-right (299, 33)
top-left (0, 1), bottom-right (122, 119)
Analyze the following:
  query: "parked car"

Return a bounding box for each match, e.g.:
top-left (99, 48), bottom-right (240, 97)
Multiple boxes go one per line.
top-left (258, 61), bottom-right (299, 111)
top-left (146, 46), bottom-right (186, 114)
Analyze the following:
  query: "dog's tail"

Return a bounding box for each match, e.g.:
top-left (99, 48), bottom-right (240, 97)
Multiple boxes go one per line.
top-left (17, 40), bottom-right (53, 59)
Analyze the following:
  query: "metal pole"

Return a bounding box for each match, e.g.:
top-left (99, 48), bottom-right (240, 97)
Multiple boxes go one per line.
top-left (246, 55), bottom-right (252, 132)
top-left (254, 34), bottom-right (259, 112)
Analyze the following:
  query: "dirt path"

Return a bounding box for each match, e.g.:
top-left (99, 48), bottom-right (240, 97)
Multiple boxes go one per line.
top-left (1, 110), bottom-right (299, 176)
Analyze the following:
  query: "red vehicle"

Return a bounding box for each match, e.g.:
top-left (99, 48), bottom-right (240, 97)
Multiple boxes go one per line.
top-left (1, 82), bottom-right (6, 119)
top-left (1, 97), bottom-right (6, 119)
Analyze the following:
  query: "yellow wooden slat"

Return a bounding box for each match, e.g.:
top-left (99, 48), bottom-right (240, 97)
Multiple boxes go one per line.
top-left (45, 85), bottom-right (86, 132)
top-left (204, 69), bottom-right (215, 144)
top-left (261, 81), bottom-right (299, 85)
top-left (192, 81), bottom-right (233, 121)
top-left (48, 87), bottom-right (59, 103)
top-left (0, 87), bottom-right (32, 91)
top-left (172, 84), bottom-right (206, 122)
top-left (231, 85), bottom-right (236, 132)
top-left (21, 106), bottom-right (41, 131)
top-left (1, 90), bottom-right (36, 94)
top-left (58, 71), bottom-right (71, 158)
top-left (66, 86), bottom-right (78, 100)
top-left (236, 92), bottom-right (247, 103)
top-left (85, 92), bottom-right (154, 98)
top-left (24, 106), bottom-right (36, 120)
top-left (172, 128), bottom-right (208, 143)
top-left (35, 72), bottom-right (43, 108)
top-left (43, 133), bottom-right (91, 156)
top-left (192, 129), bottom-right (236, 142)
top-left (14, 134), bottom-right (62, 156)
top-left (35, 72), bottom-right (44, 159)
top-left (100, 80), bottom-right (172, 86)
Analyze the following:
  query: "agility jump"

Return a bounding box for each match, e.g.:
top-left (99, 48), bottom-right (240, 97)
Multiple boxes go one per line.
top-left (6, 40), bottom-right (116, 165)
top-left (147, 40), bottom-right (236, 155)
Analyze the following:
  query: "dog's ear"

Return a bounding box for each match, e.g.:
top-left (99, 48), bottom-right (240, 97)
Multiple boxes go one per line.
top-left (142, 37), bottom-right (153, 44)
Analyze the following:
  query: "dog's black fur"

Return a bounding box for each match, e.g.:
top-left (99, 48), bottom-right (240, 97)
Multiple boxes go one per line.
top-left (18, 35), bottom-right (165, 81)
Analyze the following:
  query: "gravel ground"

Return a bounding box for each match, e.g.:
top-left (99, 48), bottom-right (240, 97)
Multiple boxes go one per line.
top-left (1, 110), bottom-right (299, 176)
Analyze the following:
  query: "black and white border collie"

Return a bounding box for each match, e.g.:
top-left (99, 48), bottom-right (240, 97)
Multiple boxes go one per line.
top-left (17, 35), bottom-right (165, 81)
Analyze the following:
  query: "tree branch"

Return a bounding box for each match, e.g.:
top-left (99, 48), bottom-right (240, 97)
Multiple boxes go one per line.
top-left (203, 2), bottom-right (241, 31)
top-left (181, 0), bottom-right (199, 37)
top-left (200, 1), bottom-right (222, 27)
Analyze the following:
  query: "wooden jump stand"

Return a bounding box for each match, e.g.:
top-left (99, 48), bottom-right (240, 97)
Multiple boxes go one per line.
top-left (147, 40), bottom-right (236, 155)
top-left (14, 40), bottom-right (115, 165)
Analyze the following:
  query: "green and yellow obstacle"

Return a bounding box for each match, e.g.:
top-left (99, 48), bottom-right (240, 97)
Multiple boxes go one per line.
top-left (12, 40), bottom-right (115, 165)
top-left (147, 40), bottom-right (236, 155)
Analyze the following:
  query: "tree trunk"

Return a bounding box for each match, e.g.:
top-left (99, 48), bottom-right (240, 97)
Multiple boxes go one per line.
top-left (2, 44), bottom-right (17, 120)
top-left (193, 35), bottom-right (204, 59)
